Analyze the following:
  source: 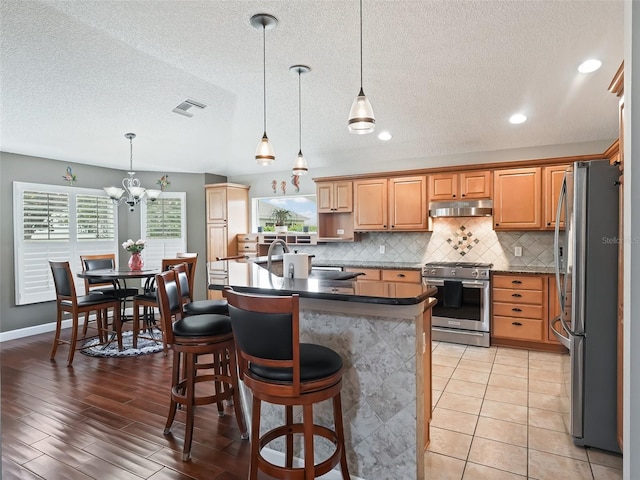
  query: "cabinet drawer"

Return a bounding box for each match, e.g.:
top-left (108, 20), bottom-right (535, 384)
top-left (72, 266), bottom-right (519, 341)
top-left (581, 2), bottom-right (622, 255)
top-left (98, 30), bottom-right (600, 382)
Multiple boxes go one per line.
top-left (354, 281), bottom-right (386, 296)
top-left (381, 269), bottom-right (421, 283)
top-left (345, 268), bottom-right (381, 281)
top-left (493, 316), bottom-right (544, 341)
top-left (493, 302), bottom-right (543, 319)
top-left (237, 242), bottom-right (257, 252)
top-left (493, 275), bottom-right (543, 290)
top-left (493, 288), bottom-right (543, 305)
top-left (237, 233), bottom-right (259, 242)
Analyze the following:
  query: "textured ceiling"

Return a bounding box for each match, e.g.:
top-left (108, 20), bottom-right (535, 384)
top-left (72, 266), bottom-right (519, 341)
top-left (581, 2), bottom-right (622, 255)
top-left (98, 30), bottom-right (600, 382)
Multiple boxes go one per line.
top-left (0, 0), bottom-right (624, 178)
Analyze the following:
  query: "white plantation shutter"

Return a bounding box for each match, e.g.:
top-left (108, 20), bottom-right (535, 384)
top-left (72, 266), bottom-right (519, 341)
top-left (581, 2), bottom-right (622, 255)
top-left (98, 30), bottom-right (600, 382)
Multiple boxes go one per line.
top-left (140, 193), bottom-right (186, 269)
top-left (14, 182), bottom-right (119, 305)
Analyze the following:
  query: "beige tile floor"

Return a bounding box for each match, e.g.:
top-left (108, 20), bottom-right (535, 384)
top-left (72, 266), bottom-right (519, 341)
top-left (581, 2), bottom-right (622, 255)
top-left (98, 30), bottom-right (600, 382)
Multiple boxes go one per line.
top-left (426, 341), bottom-right (623, 480)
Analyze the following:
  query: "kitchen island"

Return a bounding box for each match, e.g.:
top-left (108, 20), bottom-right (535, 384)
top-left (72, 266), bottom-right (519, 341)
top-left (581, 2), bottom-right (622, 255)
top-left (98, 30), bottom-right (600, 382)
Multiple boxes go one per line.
top-left (208, 257), bottom-right (437, 480)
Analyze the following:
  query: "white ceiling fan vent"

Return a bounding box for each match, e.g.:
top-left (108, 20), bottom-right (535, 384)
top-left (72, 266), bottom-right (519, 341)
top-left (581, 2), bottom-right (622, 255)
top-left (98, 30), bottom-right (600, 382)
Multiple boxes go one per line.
top-left (172, 98), bottom-right (207, 117)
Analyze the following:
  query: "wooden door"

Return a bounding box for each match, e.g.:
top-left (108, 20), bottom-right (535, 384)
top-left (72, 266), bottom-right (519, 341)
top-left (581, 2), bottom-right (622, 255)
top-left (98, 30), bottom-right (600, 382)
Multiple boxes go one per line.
top-left (353, 178), bottom-right (388, 230)
top-left (543, 165), bottom-right (569, 230)
top-left (316, 183), bottom-right (334, 213)
top-left (493, 167), bottom-right (542, 230)
top-left (207, 224), bottom-right (228, 265)
top-left (428, 173), bottom-right (457, 201)
top-left (459, 171), bottom-right (492, 199)
top-left (389, 176), bottom-right (428, 230)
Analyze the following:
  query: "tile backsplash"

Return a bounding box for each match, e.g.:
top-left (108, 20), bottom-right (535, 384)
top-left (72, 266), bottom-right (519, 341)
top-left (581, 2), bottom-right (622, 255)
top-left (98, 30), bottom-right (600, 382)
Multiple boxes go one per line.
top-left (305, 217), bottom-right (555, 269)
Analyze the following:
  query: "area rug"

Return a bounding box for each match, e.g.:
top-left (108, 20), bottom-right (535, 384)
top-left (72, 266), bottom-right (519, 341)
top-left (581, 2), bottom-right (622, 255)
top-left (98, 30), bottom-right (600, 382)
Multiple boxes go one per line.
top-left (81, 328), bottom-right (164, 358)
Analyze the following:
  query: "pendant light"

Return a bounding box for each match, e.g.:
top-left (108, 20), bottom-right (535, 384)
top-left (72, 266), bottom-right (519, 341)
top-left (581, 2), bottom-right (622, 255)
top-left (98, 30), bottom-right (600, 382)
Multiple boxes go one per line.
top-left (348, 0), bottom-right (375, 134)
top-left (251, 14), bottom-right (278, 165)
top-left (290, 65), bottom-right (310, 176)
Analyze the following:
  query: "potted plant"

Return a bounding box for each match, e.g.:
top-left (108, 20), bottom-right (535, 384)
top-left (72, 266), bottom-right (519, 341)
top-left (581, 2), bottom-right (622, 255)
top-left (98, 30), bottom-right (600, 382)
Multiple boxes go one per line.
top-left (271, 208), bottom-right (292, 233)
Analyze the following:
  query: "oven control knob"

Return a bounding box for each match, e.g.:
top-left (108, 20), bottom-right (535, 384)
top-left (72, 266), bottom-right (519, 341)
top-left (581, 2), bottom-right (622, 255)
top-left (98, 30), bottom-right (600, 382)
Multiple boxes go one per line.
top-left (450, 270), bottom-right (456, 276)
top-left (472, 270), bottom-right (479, 278)
top-left (430, 269), bottom-right (436, 275)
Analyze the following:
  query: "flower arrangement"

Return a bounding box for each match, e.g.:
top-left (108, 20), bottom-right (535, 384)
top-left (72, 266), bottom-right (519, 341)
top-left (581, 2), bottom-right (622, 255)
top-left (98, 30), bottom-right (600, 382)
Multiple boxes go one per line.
top-left (122, 238), bottom-right (146, 254)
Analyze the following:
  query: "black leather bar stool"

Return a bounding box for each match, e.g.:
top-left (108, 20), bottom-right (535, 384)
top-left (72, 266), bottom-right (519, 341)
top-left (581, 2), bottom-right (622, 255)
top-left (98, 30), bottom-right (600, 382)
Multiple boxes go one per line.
top-left (223, 287), bottom-right (350, 480)
top-left (155, 269), bottom-right (248, 461)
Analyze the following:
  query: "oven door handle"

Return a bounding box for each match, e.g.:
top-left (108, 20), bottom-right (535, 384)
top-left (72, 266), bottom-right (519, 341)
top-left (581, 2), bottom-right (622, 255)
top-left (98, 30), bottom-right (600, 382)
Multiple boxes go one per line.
top-left (424, 278), bottom-right (487, 289)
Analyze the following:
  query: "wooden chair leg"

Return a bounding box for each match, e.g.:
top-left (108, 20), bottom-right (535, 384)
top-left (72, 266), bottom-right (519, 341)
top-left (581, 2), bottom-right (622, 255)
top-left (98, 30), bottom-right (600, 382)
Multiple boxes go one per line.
top-left (249, 396), bottom-right (261, 480)
top-left (50, 308), bottom-right (63, 360)
top-left (333, 393), bottom-right (350, 479)
top-left (285, 405), bottom-right (294, 468)
top-left (67, 313), bottom-right (79, 366)
top-left (303, 403), bottom-right (315, 478)
top-left (213, 353), bottom-right (225, 415)
top-left (227, 347), bottom-right (248, 438)
top-left (164, 350), bottom-right (181, 435)
top-left (132, 302), bottom-right (140, 349)
top-left (182, 352), bottom-right (196, 461)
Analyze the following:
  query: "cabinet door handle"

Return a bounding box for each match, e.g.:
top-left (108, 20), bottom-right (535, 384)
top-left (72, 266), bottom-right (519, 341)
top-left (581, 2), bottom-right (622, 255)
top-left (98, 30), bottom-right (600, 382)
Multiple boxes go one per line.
top-left (511, 293), bottom-right (522, 297)
top-left (511, 280), bottom-right (522, 284)
top-left (461, 194), bottom-right (465, 197)
top-left (495, 223), bottom-right (500, 226)
top-left (243, 245), bottom-right (250, 249)
top-left (512, 307), bottom-right (522, 312)
top-left (547, 222), bottom-right (551, 226)
top-left (452, 194), bottom-right (456, 198)
top-left (397, 273), bottom-right (406, 278)
top-left (512, 321), bottom-right (523, 326)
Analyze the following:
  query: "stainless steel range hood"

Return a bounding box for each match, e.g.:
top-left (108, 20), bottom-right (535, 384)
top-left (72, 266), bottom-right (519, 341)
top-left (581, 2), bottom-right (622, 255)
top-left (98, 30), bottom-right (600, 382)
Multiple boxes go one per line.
top-left (429, 199), bottom-right (493, 217)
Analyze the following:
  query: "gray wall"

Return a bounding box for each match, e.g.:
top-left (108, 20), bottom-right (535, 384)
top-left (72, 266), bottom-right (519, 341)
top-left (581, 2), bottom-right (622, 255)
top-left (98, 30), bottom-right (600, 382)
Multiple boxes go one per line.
top-left (0, 151), bottom-right (224, 334)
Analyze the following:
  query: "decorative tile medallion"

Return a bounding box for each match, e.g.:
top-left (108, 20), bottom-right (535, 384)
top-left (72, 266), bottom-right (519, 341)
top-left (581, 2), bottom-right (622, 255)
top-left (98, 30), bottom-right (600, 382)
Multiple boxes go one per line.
top-left (446, 225), bottom-right (479, 256)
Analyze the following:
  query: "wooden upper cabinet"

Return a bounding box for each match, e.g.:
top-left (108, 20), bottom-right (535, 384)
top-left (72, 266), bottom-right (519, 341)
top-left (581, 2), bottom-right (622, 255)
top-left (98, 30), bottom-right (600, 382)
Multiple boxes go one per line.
top-left (354, 176), bottom-right (428, 231)
top-left (206, 187), bottom-right (228, 223)
top-left (353, 178), bottom-right (388, 230)
top-left (317, 181), bottom-right (353, 213)
top-left (429, 171), bottom-right (491, 201)
top-left (389, 176), bottom-right (428, 230)
top-left (543, 165), bottom-right (569, 230)
top-left (493, 167), bottom-right (542, 230)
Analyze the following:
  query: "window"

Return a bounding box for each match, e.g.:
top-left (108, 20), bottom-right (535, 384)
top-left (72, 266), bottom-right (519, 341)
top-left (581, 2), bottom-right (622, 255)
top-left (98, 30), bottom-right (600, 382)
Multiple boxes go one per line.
top-left (140, 192), bottom-right (187, 268)
top-left (253, 195), bottom-right (317, 232)
top-left (13, 182), bottom-right (118, 305)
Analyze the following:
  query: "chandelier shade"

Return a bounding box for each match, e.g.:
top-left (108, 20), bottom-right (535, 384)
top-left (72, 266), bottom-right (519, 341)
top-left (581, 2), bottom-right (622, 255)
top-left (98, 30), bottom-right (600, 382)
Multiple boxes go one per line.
top-left (291, 64), bottom-right (310, 176)
top-left (251, 13), bottom-right (278, 166)
top-left (103, 133), bottom-right (161, 212)
top-left (348, 0), bottom-right (375, 134)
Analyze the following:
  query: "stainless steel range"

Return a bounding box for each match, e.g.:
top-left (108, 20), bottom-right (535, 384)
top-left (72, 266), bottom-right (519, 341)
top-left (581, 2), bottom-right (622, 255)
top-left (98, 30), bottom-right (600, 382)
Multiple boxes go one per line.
top-left (423, 262), bottom-right (492, 347)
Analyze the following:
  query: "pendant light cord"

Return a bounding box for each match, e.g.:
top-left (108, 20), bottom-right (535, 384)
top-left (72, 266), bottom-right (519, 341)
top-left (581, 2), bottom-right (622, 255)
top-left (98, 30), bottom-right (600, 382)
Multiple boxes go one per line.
top-left (263, 24), bottom-right (267, 135)
top-left (298, 70), bottom-right (302, 152)
top-left (129, 136), bottom-right (134, 174)
top-left (359, 0), bottom-right (363, 90)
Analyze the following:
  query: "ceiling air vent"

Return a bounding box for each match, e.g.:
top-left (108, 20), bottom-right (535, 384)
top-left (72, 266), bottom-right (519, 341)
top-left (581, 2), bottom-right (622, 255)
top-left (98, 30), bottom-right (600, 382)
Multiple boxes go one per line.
top-left (172, 98), bottom-right (207, 118)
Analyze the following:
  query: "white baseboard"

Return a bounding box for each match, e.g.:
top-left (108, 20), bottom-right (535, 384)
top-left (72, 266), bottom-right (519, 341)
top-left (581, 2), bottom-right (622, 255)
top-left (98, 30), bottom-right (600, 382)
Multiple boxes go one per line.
top-left (0, 319), bottom-right (73, 342)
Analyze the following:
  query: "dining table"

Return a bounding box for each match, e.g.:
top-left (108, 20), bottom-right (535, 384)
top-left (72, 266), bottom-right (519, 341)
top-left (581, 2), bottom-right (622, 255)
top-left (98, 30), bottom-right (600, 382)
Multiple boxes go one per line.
top-left (76, 268), bottom-right (162, 349)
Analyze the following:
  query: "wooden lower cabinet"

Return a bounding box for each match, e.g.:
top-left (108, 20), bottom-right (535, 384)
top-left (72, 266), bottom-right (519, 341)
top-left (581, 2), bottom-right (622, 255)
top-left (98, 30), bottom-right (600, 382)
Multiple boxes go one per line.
top-left (346, 267), bottom-right (422, 297)
top-left (491, 273), bottom-right (567, 351)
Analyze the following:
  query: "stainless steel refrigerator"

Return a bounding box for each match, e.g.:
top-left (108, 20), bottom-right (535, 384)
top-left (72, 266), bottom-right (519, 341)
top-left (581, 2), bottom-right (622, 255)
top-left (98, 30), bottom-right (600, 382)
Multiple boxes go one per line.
top-left (551, 159), bottom-right (620, 453)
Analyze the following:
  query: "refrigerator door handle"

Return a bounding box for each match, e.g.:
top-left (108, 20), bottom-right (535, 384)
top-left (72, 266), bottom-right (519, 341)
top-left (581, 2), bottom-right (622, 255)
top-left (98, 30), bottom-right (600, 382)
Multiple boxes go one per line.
top-left (550, 315), bottom-right (571, 349)
top-left (554, 173), bottom-right (567, 310)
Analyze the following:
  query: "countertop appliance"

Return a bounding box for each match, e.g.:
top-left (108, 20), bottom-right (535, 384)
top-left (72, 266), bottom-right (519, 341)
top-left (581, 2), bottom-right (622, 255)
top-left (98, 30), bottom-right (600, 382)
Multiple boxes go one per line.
top-left (551, 160), bottom-right (620, 453)
top-left (423, 262), bottom-right (492, 347)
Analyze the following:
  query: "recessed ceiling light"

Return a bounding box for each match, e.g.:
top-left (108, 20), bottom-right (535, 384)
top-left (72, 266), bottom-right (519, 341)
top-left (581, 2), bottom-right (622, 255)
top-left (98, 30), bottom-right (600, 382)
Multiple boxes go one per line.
top-left (578, 59), bottom-right (602, 73)
top-left (509, 113), bottom-right (527, 125)
top-left (378, 131), bottom-right (392, 141)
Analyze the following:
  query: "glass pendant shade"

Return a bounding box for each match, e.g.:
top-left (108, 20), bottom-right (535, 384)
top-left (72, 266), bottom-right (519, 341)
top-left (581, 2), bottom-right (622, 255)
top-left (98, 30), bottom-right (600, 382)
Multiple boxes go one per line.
top-left (348, 87), bottom-right (375, 134)
top-left (255, 132), bottom-right (275, 166)
top-left (292, 150), bottom-right (308, 175)
top-left (104, 186), bottom-right (125, 200)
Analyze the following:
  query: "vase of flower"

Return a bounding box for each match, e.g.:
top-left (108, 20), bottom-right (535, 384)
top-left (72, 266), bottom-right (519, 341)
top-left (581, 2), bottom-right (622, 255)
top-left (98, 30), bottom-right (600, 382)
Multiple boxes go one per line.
top-left (128, 252), bottom-right (144, 271)
top-left (122, 238), bottom-right (146, 271)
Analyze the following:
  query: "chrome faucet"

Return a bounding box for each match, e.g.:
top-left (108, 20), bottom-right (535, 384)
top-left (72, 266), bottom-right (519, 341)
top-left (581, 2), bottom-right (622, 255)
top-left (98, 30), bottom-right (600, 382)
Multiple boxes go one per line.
top-left (266, 238), bottom-right (290, 273)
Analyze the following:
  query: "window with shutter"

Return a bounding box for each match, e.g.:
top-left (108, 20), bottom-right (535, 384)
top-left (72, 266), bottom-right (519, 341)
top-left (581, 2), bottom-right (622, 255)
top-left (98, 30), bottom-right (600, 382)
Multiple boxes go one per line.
top-left (140, 193), bottom-right (187, 268)
top-left (14, 182), bottom-right (119, 305)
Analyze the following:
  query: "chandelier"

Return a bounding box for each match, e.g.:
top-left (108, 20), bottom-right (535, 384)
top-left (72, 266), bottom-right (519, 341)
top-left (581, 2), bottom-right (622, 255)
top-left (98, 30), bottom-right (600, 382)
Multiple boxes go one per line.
top-left (104, 133), bottom-right (161, 212)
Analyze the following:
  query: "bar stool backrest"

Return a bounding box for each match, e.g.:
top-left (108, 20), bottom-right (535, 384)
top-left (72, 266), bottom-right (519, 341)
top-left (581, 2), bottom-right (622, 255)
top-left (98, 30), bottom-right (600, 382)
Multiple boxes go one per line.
top-left (50, 260), bottom-right (77, 300)
top-left (80, 253), bottom-right (116, 293)
top-left (155, 269), bottom-right (184, 346)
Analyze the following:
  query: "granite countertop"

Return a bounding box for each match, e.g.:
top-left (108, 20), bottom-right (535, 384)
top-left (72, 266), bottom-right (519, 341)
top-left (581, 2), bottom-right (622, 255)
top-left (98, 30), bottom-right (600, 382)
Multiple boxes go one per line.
top-left (491, 266), bottom-right (556, 275)
top-left (208, 258), bottom-right (435, 305)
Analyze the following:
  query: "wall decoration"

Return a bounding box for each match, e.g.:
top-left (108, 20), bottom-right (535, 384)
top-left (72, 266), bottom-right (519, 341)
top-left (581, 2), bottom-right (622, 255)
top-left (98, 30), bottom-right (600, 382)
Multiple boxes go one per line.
top-left (446, 225), bottom-right (479, 256)
top-left (62, 166), bottom-right (77, 185)
top-left (156, 174), bottom-right (171, 191)
top-left (281, 180), bottom-right (287, 195)
top-left (291, 174), bottom-right (300, 193)
top-left (272, 180), bottom-right (277, 194)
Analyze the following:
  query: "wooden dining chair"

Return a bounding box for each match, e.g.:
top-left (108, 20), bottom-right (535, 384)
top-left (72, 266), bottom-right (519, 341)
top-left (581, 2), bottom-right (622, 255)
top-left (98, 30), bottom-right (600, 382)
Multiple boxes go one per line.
top-left (49, 261), bottom-right (122, 365)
